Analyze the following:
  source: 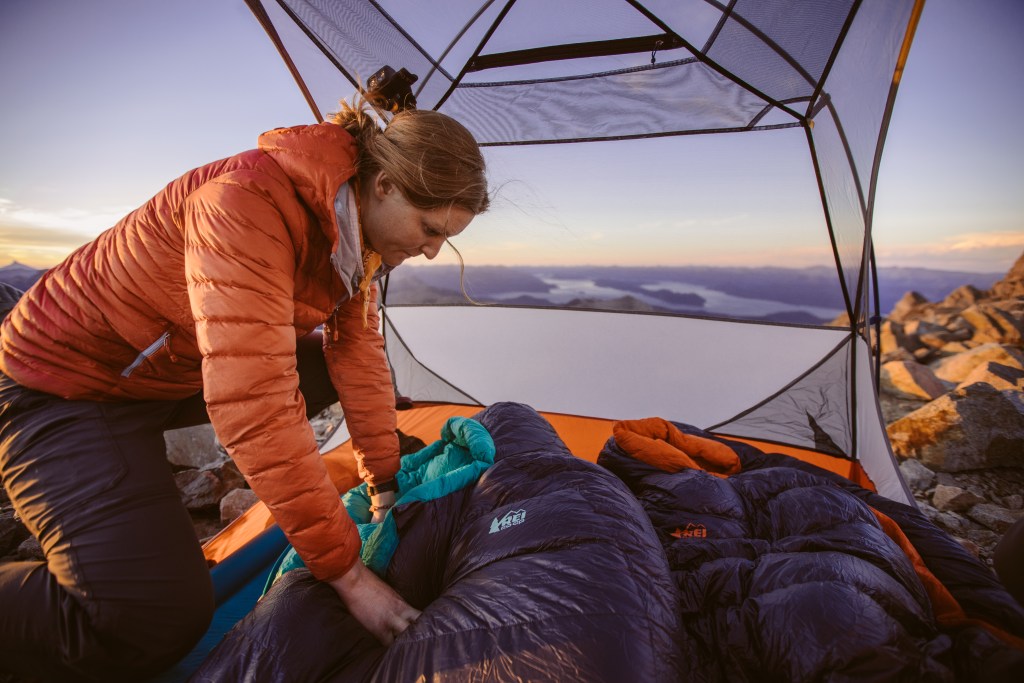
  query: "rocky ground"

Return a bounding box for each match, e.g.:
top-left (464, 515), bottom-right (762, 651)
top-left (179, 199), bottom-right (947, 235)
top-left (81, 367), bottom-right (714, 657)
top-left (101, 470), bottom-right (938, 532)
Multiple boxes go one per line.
top-left (874, 251), bottom-right (1024, 569)
top-left (3, 255), bottom-right (1023, 582)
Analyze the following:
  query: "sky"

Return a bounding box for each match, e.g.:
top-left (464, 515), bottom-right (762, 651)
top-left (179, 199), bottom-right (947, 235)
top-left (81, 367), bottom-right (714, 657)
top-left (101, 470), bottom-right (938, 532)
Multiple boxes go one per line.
top-left (0, 0), bottom-right (1021, 275)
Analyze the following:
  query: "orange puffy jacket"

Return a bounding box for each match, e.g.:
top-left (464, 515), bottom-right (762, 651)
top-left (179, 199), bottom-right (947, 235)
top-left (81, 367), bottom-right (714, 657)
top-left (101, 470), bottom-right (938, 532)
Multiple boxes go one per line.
top-left (0, 123), bottom-right (399, 580)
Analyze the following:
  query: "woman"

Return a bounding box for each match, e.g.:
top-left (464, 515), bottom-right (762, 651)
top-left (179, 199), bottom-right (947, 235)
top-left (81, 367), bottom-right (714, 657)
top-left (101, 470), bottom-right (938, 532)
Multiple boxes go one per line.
top-left (0, 93), bottom-right (489, 681)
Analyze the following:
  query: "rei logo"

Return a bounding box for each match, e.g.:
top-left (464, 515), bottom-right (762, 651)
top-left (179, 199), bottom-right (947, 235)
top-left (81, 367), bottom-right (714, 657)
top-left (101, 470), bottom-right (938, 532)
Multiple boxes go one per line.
top-left (489, 509), bottom-right (527, 534)
top-left (671, 523), bottom-right (708, 539)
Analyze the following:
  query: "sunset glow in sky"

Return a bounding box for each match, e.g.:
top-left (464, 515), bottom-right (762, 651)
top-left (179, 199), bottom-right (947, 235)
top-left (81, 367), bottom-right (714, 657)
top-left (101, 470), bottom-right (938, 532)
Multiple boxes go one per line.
top-left (1, 0), bottom-right (1022, 273)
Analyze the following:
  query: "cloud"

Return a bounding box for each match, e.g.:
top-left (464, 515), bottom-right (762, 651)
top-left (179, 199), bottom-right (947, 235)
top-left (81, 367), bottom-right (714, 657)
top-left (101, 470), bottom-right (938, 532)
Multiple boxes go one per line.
top-left (0, 227), bottom-right (89, 267)
top-left (0, 198), bottom-right (130, 234)
top-left (0, 223), bottom-right (93, 247)
top-left (942, 231), bottom-right (1024, 252)
top-left (875, 230), bottom-right (1023, 272)
top-left (0, 198), bottom-right (131, 266)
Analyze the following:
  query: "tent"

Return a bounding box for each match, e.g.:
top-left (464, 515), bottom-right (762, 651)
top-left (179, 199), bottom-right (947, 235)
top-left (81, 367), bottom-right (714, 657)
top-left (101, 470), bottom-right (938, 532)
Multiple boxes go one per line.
top-left (152, 0), bottom-right (989, 678)
top-left (242, 0), bottom-right (923, 501)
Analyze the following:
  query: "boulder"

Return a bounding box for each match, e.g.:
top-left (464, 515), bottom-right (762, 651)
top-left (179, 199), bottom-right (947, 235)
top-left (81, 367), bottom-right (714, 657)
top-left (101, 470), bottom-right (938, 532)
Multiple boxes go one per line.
top-left (930, 343), bottom-right (1024, 383)
top-left (220, 488), bottom-right (260, 526)
top-left (940, 284), bottom-right (985, 309)
top-left (175, 470), bottom-right (225, 510)
top-left (898, 457), bottom-right (936, 491)
top-left (879, 360), bottom-right (950, 401)
top-left (959, 304), bottom-right (1024, 345)
top-left (886, 383), bottom-right (1024, 471)
top-left (905, 319), bottom-right (966, 351)
top-left (966, 528), bottom-right (1001, 549)
top-left (967, 503), bottom-right (1023, 533)
top-left (165, 424), bottom-right (227, 470)
top-left (989, 251), bottom-right (1024, 299)
top-left (175, 461), bottom-right (247, 511)
top-left (930, 307), bottom-right (971, 329)
top-left (955, 361), bottom-right (1024, 392)
top-left (879, 392), bottom-right (925, 424)
top-left (937, 340), bottom-right (978, 356)
top-left (888, 291), bottom-right (929, 323)
top-left (918, 501), bottom-right (969, 536)
top-left (879, 347), bottom-right (915, 366)
top-left (879, 320), bottom-right (924, 357)
top-left (216, 460), bottom-right (248, 491)
top-left (931, 484), bottom-right (985, 513)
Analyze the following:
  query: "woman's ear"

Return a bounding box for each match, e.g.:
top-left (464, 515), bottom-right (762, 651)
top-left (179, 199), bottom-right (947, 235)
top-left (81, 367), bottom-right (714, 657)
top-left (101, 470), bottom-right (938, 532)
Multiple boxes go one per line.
top-left (373, 171), bottom-right (394, 199)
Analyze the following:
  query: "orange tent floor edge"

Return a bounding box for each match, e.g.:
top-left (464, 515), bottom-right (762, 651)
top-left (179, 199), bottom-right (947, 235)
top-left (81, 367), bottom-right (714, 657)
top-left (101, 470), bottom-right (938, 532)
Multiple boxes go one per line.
top-left (201, 404), bottom-right (479, 564)
top-left (202, 403), bottom-right (874, 563)
top-left (719, 434), bottom-right (877, 492)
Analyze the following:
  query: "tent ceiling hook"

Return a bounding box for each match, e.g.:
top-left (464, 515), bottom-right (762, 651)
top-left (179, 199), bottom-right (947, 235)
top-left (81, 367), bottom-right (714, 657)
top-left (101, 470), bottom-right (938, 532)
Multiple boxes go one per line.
top-left (651, 39), bottom-right (663, 64)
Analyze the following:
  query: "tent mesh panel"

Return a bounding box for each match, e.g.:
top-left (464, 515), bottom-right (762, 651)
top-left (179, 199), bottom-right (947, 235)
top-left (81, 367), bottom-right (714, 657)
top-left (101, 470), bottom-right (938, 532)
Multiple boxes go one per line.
top-left (268, 0), bottom-right (881, 142)
top-left (382, 311), bottom-right (480, 406)
top-left (445, 59), bottom-right (782, 144)
top-left (808, 0), bottom-right (917, 321)
top-left (709, 338), bottom-right (852, 457)
top-left (705, 0), bottom-right (854, 103)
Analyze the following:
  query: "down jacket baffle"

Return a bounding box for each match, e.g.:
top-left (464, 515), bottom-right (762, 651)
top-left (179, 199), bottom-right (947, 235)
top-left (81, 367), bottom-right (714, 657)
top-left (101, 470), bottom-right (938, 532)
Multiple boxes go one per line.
top-left (0, 123), bottom-right (399, 581)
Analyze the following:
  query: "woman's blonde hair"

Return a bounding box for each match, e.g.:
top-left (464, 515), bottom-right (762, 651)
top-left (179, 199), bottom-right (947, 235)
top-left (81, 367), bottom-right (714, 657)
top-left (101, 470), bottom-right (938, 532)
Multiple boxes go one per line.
top-left (329, 93), bottom-right (490, 216)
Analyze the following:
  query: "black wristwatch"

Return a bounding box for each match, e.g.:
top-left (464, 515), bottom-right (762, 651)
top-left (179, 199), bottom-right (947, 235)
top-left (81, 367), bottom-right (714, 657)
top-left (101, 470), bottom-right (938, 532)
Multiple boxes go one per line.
top-left (366, 478), bottom-right (399, 497)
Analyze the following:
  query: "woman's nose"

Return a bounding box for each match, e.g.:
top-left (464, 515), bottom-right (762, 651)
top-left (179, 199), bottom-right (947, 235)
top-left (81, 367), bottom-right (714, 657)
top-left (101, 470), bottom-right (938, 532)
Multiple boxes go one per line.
top-left (422, 238), bottom-right (444, 260)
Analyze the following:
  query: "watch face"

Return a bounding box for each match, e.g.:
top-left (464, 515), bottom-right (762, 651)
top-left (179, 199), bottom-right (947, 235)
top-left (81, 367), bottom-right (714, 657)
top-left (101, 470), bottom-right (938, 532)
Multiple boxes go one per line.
top-left (369, 479), bottom-right (398, 496)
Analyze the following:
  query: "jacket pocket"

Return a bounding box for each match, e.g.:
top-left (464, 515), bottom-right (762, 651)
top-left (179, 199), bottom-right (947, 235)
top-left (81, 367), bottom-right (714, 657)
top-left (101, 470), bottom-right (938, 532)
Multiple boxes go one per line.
top-left (121, 331), bottom-right (172, 378)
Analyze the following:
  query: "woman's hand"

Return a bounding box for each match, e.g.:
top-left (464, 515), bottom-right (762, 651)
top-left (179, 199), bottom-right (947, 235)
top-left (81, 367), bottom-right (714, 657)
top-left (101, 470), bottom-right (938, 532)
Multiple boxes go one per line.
top-left (328, 560), bottom-right (421, 645)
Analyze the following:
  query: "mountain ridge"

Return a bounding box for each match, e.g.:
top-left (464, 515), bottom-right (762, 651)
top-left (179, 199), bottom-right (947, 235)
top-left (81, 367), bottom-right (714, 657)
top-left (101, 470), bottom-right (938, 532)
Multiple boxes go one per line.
top-left (0, 261), bottom-right (1004, 321)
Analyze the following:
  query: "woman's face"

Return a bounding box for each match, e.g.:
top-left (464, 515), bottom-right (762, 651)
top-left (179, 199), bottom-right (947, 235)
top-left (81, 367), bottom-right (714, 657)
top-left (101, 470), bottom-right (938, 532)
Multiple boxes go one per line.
top-left (360, 172), bottom-right (475, 267)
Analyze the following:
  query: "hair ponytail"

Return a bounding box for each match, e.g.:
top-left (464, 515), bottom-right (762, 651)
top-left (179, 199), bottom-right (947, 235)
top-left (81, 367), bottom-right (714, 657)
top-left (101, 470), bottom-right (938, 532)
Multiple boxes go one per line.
top-left (329, 91), bottom-right (490, 217)
top-left (329, 91), bottom-right (386, 159)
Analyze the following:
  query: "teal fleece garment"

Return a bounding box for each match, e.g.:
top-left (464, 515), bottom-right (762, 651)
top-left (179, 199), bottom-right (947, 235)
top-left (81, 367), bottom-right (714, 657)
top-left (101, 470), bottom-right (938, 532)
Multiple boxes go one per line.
top-left (265, 417), bottom-right (495, 592)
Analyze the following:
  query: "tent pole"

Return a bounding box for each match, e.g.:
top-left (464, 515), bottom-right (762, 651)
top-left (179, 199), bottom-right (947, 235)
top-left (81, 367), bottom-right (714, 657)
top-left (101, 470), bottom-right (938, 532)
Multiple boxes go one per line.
top-left (434, 0), bottom-right (519, 110)
top-left (243, 0), bottom-right (324, 123)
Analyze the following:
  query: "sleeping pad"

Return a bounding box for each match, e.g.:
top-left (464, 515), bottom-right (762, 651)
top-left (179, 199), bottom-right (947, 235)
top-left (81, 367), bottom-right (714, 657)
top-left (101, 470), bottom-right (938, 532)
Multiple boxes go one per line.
top-left (598, 417), bottom-right (1024, 682)
top-left (189, 402), bottom-right (679, 682)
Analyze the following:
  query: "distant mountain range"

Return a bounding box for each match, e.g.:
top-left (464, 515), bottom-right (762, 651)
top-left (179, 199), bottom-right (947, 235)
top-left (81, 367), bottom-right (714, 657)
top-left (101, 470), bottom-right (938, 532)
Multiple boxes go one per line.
top-left (0, 261), bottom-right (1004, 325)
top-left (0, 262), bottom-right (47, 291)
top-left (385, 264), bottom-right (1005, 324)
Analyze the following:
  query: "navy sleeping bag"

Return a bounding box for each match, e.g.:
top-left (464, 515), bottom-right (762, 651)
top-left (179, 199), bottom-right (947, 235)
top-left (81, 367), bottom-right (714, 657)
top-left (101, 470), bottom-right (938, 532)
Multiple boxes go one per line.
top-left (189, 402), bottom-right (679, 682)
top-left (597, 417), bottom-right (1024, 682)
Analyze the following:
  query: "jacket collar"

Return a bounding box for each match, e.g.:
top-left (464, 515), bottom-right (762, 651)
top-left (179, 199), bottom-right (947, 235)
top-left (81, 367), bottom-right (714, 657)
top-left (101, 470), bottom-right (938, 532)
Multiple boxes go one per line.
top-left (331, 183), bottom-right (362, 299)
top-left (257, 122), bottom-right (357, 254)
top-left (332, 182), bottom-right (393, 300)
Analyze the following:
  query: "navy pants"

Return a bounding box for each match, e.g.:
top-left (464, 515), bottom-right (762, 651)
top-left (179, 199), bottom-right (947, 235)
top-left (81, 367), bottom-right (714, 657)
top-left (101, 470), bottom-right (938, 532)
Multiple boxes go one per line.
top-left (0, 333), bottom-right (338, 682)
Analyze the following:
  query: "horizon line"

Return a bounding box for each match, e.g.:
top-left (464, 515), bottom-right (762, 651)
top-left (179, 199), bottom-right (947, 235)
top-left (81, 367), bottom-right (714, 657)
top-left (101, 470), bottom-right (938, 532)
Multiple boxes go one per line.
top-left (1, 259), bottom-right (1009, 276)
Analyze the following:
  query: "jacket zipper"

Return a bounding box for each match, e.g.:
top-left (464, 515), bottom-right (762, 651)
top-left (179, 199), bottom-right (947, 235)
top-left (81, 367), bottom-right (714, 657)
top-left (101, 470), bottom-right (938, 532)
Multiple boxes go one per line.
top-left (121, 331), bottom-right (171, 377)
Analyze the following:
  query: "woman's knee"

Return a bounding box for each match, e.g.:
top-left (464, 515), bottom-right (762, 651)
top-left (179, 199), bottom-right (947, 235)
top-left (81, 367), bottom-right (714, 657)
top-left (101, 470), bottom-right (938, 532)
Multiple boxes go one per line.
top-left (2, 558), bottom-right (214, 681)
top-left (85, 564), bottom-right (215, 676)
